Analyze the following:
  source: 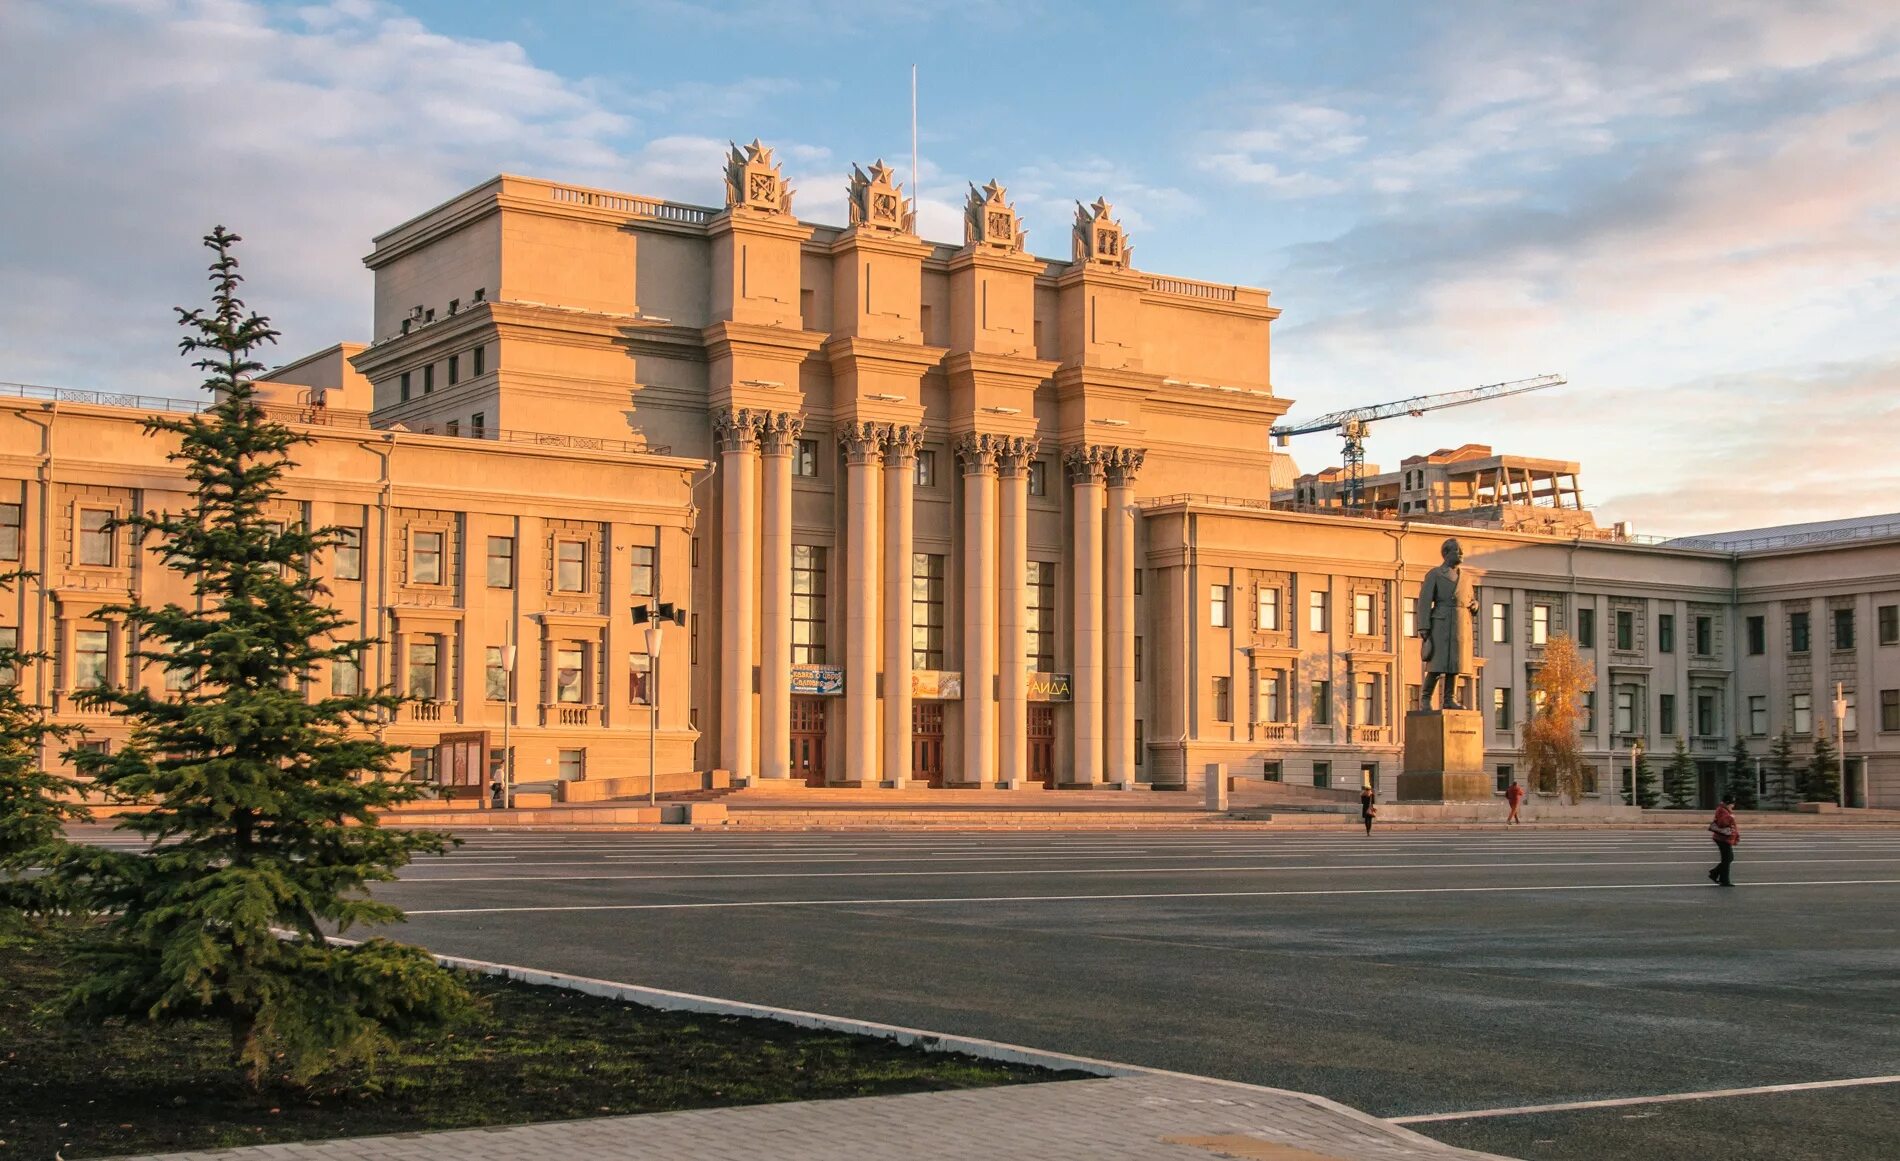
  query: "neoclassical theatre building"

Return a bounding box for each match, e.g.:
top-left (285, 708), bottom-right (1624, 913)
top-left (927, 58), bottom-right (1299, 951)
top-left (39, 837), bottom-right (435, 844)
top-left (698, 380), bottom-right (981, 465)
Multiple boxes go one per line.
top-left (8, 140), bottom-right (1899, 808)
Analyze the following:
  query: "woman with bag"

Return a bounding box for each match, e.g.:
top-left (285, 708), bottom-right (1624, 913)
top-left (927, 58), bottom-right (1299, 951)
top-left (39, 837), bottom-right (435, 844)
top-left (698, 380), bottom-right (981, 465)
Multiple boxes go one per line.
top-left (1708, 793), bottom-right (1740, 886)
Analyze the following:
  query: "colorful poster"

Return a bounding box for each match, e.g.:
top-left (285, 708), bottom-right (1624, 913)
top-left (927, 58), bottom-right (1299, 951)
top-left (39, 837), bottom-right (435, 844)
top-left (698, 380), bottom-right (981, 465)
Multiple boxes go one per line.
top-left (1027, 671), bottom-right (1073, 702)
top-left (790, 664), bottom-right (845, 696)
top-left (911, 670), bottom-right (963, 700)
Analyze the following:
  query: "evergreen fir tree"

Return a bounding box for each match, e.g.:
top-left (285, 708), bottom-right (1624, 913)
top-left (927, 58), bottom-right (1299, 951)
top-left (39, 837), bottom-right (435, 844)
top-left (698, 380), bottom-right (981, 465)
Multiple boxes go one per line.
top-left (1767, 729), bottom-right (1798, 810)
top-left (1663, 738), bottom-right (1696, 809)
top-left (57, 228), bottom-right (468, 1083)
top-left (1633, 750), bottom-right (1660, 809)
top-left (1807, 733), bottom-right (1841, 803)
top-left (0, 571), bottom-right (88, 922)
top-left (1725, 737), bottom-right (1759, 810)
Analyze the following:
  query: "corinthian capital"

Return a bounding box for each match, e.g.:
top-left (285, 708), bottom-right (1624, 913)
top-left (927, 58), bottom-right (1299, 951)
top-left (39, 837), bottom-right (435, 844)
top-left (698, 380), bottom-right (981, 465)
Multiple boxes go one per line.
top-left (838, 420), bottom-right (888, 466)
top-left (1064, 443), bottom-right (1112, 486)
top-left (880, 423), bottom-right (925, 466)
top-left (996, 435), bottom-right (1041, 478)
top-left (759, 411), bottom-right (806, 457)
top-left (1104, 446), bottom-right (1146, 488)
top-left (712, 407), bottom-right (768, 454)
top-left (955, 432), bottom-right (1005, 474)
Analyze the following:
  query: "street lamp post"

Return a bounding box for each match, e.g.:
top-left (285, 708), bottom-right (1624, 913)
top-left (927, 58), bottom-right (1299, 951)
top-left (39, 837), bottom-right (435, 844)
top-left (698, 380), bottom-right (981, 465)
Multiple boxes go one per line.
top-left (501, 632), bottom-right (517, 811)
top-left (644, 611), bottom-right (662, 807)
top-left (1628, 738), bottom-right (1645, 807)
top-left (1833, 681), bottom-right (1848, 808)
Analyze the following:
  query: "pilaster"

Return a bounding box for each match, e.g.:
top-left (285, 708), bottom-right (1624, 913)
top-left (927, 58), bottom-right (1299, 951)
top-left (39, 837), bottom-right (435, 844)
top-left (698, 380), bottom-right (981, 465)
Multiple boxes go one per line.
top-left (758, 411), bottom-right (803, 780)
top-left (1067, 444), bottom-right (1111, 786)
top-left (996, 436), bottom-right (1039, 789)
top-left (881, 425), bottom-right (923, 788)
top-left (1104, 447), bottom-right (1145, 789)
top-left (958, 432), bottom-right (1004, 786)
top-left (713, 407), bottom-right (767, 782)
top-left (840, 421), bottom-right (886, 784)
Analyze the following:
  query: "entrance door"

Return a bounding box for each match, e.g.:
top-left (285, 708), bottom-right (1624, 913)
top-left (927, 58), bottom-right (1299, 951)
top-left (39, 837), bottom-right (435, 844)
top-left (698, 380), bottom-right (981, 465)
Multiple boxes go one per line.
top-left (437, 730), bottom-right (490, 804)
top-left (790, 697), bottom-right (828, 787)
top-left (1028, 705), bottom-right (1056, 787)
top-left (912, 702), bottom-right (945, 787)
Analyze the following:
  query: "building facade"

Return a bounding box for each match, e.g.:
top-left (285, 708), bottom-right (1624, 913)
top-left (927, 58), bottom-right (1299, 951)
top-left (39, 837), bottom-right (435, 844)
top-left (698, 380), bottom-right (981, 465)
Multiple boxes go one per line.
top-left (10, 141), bottom-right (1898, 808)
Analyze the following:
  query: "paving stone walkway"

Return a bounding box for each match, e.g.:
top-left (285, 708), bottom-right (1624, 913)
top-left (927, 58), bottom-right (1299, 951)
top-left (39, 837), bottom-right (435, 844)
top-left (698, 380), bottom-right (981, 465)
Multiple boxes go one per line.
top-left (122, 1073), bottom-right (1511, 1161)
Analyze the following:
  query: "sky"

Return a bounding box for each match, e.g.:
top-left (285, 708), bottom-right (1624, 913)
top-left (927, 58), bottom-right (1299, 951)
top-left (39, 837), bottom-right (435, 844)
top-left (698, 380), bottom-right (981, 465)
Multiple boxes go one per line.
top-left (1, 0), bottom-right (1896, 537)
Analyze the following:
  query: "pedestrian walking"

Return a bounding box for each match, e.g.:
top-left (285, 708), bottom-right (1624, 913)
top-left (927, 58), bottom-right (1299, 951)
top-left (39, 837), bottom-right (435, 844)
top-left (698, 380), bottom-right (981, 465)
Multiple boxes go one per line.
top-left (1360, 787), bottom-right (1377, 835)
top-left (1505, 779), bottom-right (1525, 824)
top-left (1708, 793), bottom-right (1740, 886)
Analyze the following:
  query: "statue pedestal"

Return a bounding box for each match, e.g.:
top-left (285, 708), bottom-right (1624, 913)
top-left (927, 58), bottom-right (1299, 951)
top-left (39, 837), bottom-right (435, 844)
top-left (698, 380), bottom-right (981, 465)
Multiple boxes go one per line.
top-left (1399, 710), bottom-right (1491, 802)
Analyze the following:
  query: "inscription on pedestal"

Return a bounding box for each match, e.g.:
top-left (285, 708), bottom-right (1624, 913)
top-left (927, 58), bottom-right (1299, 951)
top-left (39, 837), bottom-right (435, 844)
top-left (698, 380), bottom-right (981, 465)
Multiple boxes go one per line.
top-left (1399, 709), bottom-right (1492, 802)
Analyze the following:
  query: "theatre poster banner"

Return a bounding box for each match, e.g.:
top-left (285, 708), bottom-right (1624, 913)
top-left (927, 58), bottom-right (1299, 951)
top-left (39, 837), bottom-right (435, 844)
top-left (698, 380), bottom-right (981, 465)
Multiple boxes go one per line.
top-left (790, 664), bottom-right (845, 696)
top-left (911, 670), bottom-right (963, 700)
top-left (1027, 671), bottom-right (1073, 702)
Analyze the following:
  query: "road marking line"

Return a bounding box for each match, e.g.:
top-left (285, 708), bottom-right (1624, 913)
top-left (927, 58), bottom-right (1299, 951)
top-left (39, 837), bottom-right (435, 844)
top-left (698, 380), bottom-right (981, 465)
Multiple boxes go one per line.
top-left (399, 877), bottom-right (1900, 915)
top-left (391, 856), bottom-right (1900, 884)
top-left (1388, 1074), bottom-right (1900, 1123)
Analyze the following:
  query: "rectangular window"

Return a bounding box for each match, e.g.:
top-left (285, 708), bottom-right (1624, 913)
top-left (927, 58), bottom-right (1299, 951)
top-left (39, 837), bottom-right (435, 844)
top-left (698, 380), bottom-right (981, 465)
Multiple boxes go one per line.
top-left (1583, 690), bottom-right (1597, 733)
top-left (1792, 692), bottom-right (1812, 734)
top-left (792, 545), bottom-right (828, 664)
top-left (399, 371), bottom-right (411, 402)
top-left (1264, 760), bottom-right (1283, 783)
top-left (0, 626), bottom-right (18, 686)
top-left (1309, 591), bottom-right (1327, 633)
top-left (1882, 689), bottom-right (1899, 733)
top-left (447, 354), bottom-right (460, 385)
top-left (794, 438), bottom-right (820, 478)
top-left (1027, 460), bottom-right (1047, 497)
top-left (444, 419), bottom-right (459, 438)
top-left (1496, 763), bottom-right (1514, 794)
top-left (1134, 635), bottom-right (1143, 682)
top-left (1261, 672), bottom-right (1284, 722)
top-left (1355, 677), bottom-right (1378, 726)
top-left (1027, 560), bottom-right (1057, 670)
top-left (1402, 596), bottom-right (1417, 638)
top-left (423, 363), bottom-right (434, 394)
top-left (1493, 686), bottom-right (1512, 731)
top-left (1210, 585), bottom-right (1230, 628)
top-left (1213, 676), bottom-right (1232, 723)
top-left (629, 544), bottom-right (656, 598)
top-left (1660, 692), bottom-right (1677, 736)
top-left (1531, 604), bottom-right (1550, 646)
top-left (557, 749), bottom-right (585, 781)
top-left (1658, 613), bottom-right (1675, 654)
top-left (1576, 607), bottom-right (1595, 648)
top-left (1312, 760), bottom-right (1331, 789)
top-left (1615, 687), bottom-right (1635, 734)
top-left (1696, 693), bottom-right (1716, 737)
top-left (1134, 568), bottom-right (1143, 596)
top-left (1354, 592), bottom-right (1376, 637)
top-left (0, 503), bottom-right (20, 562)
top-left (555, 645), bottom-right (586, 704)
top-left (472, 412), bottom-right (486, 438)
top-left (408, 640), bottom-right (438, 701)
top-left (1491, 601), bottom-right (1511, 643)
top-left (410, 748), bottom-right (436, 783)
top-left (911, 552), bottom-right (946, 670)
top-left (411, 530), bottom-right (443, 585)
top-left (74, 628), bottom-right (110, 688)
top-left (629, 652), bottom-right (652, 705)
top-left (1844, 689), bottom-right (1858, 733)
top-left (1747, 615), bottom-right (1766, 655)
top-left (487, 536), bottom-right (515, 589)
top-left (332, 655), bottom-right (361, 697)
top-left (1834, 608), bottom-right (1855, 650)
top-left (1881, 605), bottom-right (1899, 646)
top-left (555, 540), bottom-right (587, 592)
top-left (334, 527), bottom-right (363, 581)
top-left (1258, 586), bottom-right (1280, 631)
top-left (1750, 695), bottom-right (1767, 736)
top-left (79, 508), bottom-right (114, 567)
top-left (1615, 609), bottom-right (1634, 651)
top-left (472, 345), bottom-right (486, 377)
top-left (1310, 680), bottom-right (1331, 726)
top-left (485, 646), bottom-right (509, 702)
top-left (1790, 610), bottom-right (1810, 653)
top-left (1695, 615), bottom-right (1713, 656)
top-left (915, 449), bottom-right (936, 488)
top-left (1135, 719), bottom-right (1144, 766)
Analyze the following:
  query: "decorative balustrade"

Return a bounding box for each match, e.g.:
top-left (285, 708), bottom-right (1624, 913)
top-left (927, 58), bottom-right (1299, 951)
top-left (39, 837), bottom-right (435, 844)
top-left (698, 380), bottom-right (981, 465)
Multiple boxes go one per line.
top-left (547, 184), bottom-right (713, 225)
top-left (1256, 723), bottom-right (1296, 742)
top-left (1356, 725), bottom-right (1392, 745)
top-left (541, 703), bottom-right (599, 727)
top-left (1147, 276), bottom-right (1239, 302)
top-left (406, 701), bottom-right (447, 723)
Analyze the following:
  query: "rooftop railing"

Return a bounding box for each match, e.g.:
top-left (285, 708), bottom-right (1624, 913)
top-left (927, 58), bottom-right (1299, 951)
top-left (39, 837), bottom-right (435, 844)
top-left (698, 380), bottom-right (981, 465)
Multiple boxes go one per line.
top-left (546, 183), bottom-right (714, 225)
top-left (1667, 520), bottom-right (1900, 553)
top-left (0, 381), bottom-right (204, 414)
top-left (1147, 276), bottom-right (1239, 302)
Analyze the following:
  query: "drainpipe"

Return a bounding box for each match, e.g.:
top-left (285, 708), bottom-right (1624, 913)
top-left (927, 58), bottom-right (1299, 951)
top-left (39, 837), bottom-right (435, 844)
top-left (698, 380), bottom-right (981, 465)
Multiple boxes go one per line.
top-left (20, 404), bottom-right (55, 733)
top-left (1384, 522), bottom-right (1408, 790)
top-left (359, 435), bottom-right (395, 730)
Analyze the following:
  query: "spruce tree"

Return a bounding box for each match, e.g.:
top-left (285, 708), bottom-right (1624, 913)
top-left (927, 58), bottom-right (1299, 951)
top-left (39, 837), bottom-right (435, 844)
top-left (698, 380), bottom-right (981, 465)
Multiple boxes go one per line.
top-left (1633, 750), bottom-right (1660, 809)
top-left (1663, 738), bottom-right (1696, 809)
top-left (1767, 729), bottom-right (1798, 810)
top-left (57, 228), bottom-right (468, 1083)
top-left (0, 571), bottom-right (88, 922)
top-left (1725, 737), bottom-right (1758, 810)
top-left (1807, 733), bottom-right (1841, 803)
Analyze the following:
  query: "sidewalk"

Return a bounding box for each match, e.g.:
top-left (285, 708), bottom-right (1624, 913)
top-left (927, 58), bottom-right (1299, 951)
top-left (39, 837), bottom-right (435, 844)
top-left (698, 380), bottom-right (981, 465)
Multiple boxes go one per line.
top-left (119, 1072), bottom-right (1510, 1161)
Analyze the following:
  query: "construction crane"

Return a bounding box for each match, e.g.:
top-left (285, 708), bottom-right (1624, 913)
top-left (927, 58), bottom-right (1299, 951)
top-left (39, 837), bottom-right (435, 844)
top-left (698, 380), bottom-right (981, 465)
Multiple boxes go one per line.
top-left (1270, 373), bottom-right (1566, 513)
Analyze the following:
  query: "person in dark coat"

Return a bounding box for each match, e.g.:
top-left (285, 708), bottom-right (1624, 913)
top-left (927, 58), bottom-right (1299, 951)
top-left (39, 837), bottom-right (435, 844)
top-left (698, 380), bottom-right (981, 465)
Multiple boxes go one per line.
top-left (1708, 794), bottom-right (1740, 886)
top-left (1360, 786), bottom-right (1377, 835)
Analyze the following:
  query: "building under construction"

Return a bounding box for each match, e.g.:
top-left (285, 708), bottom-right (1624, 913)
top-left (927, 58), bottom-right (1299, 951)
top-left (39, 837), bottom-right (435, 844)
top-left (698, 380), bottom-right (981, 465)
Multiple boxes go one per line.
top-left (1278, 444), bottom-right (1615, 539)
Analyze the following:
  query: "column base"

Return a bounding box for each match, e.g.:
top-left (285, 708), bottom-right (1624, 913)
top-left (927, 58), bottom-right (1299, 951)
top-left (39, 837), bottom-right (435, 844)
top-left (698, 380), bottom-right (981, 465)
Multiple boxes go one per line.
top-left (881, 778), bottom-right (910, 790)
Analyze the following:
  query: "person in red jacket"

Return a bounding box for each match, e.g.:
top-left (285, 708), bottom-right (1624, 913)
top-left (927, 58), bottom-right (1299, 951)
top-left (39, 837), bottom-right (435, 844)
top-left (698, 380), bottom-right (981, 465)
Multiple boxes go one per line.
top-left (1505, 780), bottom-right (1525, 824)
top-left (1708, 794), bottom-right (1740, 886)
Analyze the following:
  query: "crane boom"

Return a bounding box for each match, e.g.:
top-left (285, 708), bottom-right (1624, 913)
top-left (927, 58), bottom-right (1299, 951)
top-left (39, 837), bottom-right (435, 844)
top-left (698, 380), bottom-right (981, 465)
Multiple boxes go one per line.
top-left (1270, 373), bottom-right (1567, 513)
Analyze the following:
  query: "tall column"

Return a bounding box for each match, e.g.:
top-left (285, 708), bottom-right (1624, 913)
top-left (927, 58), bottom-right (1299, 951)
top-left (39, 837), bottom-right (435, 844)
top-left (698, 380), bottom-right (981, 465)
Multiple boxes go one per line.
top-left (1104, 447), bottom-right (1144, 789)
top-left (996, 437), bottom-right (1038, 789)
top-left (958, 433), bottom-right (1002, 785)
top-left (841, 422), bottom-right (885, 785)
top-left (714, 408), bottom-right (764, 782)
top-left (1067, 445), bottom-right (1108, 786)
top-left (758, 413), bottom-right (802, 780)
top-left (881, 426), bottom-right (922, 788)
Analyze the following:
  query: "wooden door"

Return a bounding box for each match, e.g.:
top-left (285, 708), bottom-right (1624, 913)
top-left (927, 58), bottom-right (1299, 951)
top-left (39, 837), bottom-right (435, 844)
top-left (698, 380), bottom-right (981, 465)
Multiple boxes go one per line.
top-left (912, 702), bottom-right (945, 787)
top-left (790, 697), bottom-right (828, 787)
top-left (1028, 705), bottom-right (1056, 787)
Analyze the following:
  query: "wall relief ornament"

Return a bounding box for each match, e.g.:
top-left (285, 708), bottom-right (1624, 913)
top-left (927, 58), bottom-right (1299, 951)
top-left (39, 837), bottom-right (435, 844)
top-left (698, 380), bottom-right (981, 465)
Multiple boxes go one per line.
top-left (846, 160), bottom-right (916, 233)
top-left (963, 180), bottom-right (1025, 252)
top-left (1072, 197), bottom-right (1132, 269)
top-left (724, 139), bottom-right (793, 214)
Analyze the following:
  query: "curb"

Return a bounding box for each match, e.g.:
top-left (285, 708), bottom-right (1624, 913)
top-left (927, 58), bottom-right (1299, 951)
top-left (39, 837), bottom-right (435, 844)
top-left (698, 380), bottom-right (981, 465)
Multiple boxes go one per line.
top-left (419, 947), bottom-right (1516, 1161)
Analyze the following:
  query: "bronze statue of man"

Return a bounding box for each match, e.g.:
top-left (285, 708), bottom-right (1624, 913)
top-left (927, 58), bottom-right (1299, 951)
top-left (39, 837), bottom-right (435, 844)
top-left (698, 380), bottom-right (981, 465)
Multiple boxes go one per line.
top-left (1418, 537), bottom-right (1478, 711)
